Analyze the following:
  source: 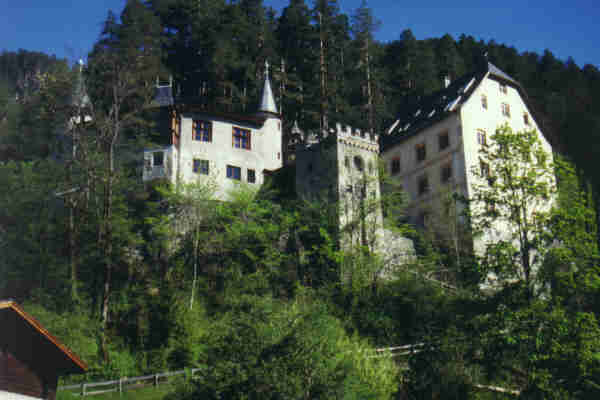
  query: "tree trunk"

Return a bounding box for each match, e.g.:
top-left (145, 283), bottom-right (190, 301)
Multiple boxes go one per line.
top-left (319, 12), bottom-right (328, 131)
top-left (190, 232), bottom-right (199, 310)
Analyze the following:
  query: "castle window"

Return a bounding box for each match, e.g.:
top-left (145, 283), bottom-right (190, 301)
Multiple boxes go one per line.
top-left (481, 94), bottom-right (488, 109)
top-left (523, 113), bottom-right (530, 126)
top-left (441, 163), bottom-right (452, 183)
top-left (439, 131), bottom-right (449, 151)
top-left (354, 156), bottom-right (364, 172)
top-left (418, 175), bottom-right (429, 196)
top-left (480, 160), bottom-right (490, 179)
top-left (226, 165), bottom-right (241, 180)
top-left (153, 151), bottom-right (164, 166)
top-left (416, 143), bottom-right (426, 163)
top-left (417, 211), bottom-right (430, 227)
top-left (500, 83), bottom-right (507, 94)
top-left (391, 158), bottom-right (401, 174)
top-left (233, 127), bottom-right (251, 149)
top-left (247, 169), bottom-right (256, 183)
top-left (501, 102), bottom-right (511, 117)
top-left (477, 129), bottom-right (487, 146)
top-left (193, 159), bottom-right (209, 175)
top-left (193, 120), bottom-right (212, 142)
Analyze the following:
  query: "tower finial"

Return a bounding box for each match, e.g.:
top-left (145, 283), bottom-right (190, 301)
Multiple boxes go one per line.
top-left (258, 59), bottom-right (278, 115)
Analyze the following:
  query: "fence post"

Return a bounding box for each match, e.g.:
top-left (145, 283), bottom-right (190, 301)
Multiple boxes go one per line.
top-left (81, 383), bottom-right (86, 397)
top-left (154, 374), bottom-right (158, 387)
top-left (119, 377), bottom-right (123, 395)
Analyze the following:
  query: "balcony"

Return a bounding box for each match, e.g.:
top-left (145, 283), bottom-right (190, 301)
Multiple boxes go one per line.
top-left (143, 146), bottom-right (173, 182)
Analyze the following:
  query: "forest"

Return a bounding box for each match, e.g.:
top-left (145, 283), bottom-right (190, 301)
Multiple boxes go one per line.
top-left (1, 0), bottom-right (600, 398)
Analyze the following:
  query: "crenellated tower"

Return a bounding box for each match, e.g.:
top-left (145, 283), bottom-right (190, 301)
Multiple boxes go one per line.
top-left (295, 123), bottom-right (384, 252)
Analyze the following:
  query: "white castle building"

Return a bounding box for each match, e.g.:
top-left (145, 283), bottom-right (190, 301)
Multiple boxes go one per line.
top-left (143, 62), bottom-right (282, 200)
top-left (142, 61), bottom-right (553, 268)
top-left (382, 62), bottom-right (554, 256)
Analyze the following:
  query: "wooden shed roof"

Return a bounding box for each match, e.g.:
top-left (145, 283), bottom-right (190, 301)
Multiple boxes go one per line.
top-left (0, 300), bottom-right (88, 375)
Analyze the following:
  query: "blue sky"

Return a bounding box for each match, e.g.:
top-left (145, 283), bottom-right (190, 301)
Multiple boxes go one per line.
top-left (2, 0), bottom-right (598, 68)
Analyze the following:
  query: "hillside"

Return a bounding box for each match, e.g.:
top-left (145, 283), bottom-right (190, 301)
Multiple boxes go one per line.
top-left (1, 1), bottom-right (600, 399)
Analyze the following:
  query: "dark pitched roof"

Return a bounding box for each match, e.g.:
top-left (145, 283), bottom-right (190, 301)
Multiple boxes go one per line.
top-left (0, 300), bottom-right (88, 375)
top-left (382, 62), bottom-right (522, 150)
top-left (152, 85), bottom-right (174, 107)
top-left (176, 104), bottom-right (267, 127)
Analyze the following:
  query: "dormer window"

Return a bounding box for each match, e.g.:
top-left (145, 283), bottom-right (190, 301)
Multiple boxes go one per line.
top-left (481, 94), bottom-right (488, 109)
top-left (501, 103), bottom-right (511, 118)
top-left (500, 83), bottom-right (507, 94)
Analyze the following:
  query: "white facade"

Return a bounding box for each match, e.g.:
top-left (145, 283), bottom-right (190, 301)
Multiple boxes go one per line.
top-left (0, 390), bottom-right (42, 400)
top-left (383, 64), bottom-right (554, 256)
top-left (459, 74), bottom-right (554, 254)
top-left (143, 70), bottom-right (283, 200)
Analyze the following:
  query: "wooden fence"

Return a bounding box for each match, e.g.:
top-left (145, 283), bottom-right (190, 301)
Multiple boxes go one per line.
top-left (57, 368), bottom-right (201, 397)
top-left (58, 345), bottom-right (520, 397)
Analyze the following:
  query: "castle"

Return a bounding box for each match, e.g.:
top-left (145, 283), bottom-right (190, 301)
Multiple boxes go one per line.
top-left (142, 60), bottom-right (554, 262)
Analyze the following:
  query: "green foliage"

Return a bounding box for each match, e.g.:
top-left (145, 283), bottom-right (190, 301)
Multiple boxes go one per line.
top-left (5, 2), bottom-right (600, 397)
top-left (169, 293), bottom-right (398, 400)
top-left (471, 125), bottom-right (556, 290)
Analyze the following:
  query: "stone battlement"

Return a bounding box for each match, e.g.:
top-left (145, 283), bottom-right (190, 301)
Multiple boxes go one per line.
top-left (299, 122), bottom-right (379, 149)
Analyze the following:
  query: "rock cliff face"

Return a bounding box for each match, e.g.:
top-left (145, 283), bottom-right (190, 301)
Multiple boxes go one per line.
top-left (380, 229), bottom-right (416, 278)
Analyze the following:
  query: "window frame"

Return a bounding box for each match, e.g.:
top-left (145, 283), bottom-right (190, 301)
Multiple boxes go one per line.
top-left (391, 157), bottom-right (401, 175)
top-left (193, 159), bottom-right (209, 175)
top-left (438, 131), bottom-right (450, 151)
top-left (441, 163), bottom-right (452, 183)
top-left (500, 82), bottom-right (508, 94)
top-left (418, 175), bottom-right (429, 196)
top-left (226, 165), bottom-right (241, 180)
top-left (477, 129), bottom-right (487, 146)
top-left (232, 127), bottom-right (251, 150)
top-left (192, 120), bottom-right (212, 142)
top-left (152, 151), bottom-right (164, 167)
top-left (247, 168), bottom-right (256, 184)
top-left (353, 156), bottom-right (364, 172)
top-left (480, 159), bottom-right (490, 178)
top-left (416, 143), bottom-right (427, 163)
top-left (523, 112), bottom-right (530, 126)
top-left (481, 94), bottom-right (488, 109)
top-left (501, 102), bottom-right (511, 117)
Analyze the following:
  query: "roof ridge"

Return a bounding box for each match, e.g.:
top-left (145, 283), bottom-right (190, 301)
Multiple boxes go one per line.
top-left (0, 300), bottom-right (88, 372)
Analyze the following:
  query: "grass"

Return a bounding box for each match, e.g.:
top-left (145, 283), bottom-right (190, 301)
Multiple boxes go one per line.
top-left (56, 383), bottom-right (177, 400)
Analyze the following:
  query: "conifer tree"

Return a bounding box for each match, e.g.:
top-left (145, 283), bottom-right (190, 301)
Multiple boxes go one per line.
top-left (86, 0), bottom-right (163, 362)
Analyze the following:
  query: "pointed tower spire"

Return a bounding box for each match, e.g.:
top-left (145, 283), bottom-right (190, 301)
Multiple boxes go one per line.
top-left (259, 60), bottom-right (278, 115)
top-left (71, 59), bottom-right (90, 108)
